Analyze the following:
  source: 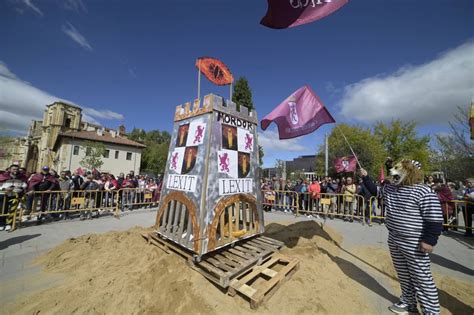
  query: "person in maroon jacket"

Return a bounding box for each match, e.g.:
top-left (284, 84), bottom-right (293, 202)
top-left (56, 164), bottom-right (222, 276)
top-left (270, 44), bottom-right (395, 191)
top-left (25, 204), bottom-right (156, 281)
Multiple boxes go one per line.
top-left (26, 166), bottom-right (59, 222)
top-left (0, 164), bottom-right (28, 231)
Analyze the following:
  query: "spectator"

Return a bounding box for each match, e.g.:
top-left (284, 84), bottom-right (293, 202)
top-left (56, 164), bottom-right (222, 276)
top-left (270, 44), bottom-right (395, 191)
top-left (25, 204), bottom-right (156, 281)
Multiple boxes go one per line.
top-left (463, 178), bottom-right (473, 237)
top-left (104, 175), bottom-right (118, 207)
top-left (0, 164), bottom-right (28, 231)
top-left (284, 179), bottom-right (294, 213)
top-left (58, 170), bottom-right (74, 218)
top-left (434, 180), bottom-right (454, 233)
top-left (79, 174), bottom-right (100, 220)
top-left (342, 177), bottom-right (356, 222)
top-left (308, 179), bottom-right (321, 218)
top-left (26, 166), bottom-right (59, 222)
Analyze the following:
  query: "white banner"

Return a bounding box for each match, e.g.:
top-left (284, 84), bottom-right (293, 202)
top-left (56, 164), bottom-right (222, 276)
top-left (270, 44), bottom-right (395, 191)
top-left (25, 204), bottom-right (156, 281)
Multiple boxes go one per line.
top-left (186, 119), bottom-right (206, 146)
top-left (166, 174), bottom-right (198, 192)
top-left (217, 149), bottom-right (238, 179)
top-left (237, 127), bottom-right (254, 153)
top-left (169, 147), bottom-right (185, 174)
top-left (219, 178), bottom-right (254, 196)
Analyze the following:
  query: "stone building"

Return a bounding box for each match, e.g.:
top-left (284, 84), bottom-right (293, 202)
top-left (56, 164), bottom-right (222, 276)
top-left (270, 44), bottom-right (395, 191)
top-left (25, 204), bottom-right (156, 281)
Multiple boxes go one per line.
top-left (0, 101), bottom-right (145, 175)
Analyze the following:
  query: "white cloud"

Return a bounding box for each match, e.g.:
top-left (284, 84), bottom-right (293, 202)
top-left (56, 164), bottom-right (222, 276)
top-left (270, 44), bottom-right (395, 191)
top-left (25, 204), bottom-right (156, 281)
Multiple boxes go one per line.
top-left (0, 61), bottom-right (123, 133)
top-left (82, 108), bottom-right (124, 121)
top-left (61, 22), bottom-right (93, 51)
top-left (23, 0), bottom-right (43, 16)
top-left (63, 0), bottom-right (87, 13)
top-left (258, 130), bottom-right (307, 152)
top-left (339, 41), bottom-right (474, 125)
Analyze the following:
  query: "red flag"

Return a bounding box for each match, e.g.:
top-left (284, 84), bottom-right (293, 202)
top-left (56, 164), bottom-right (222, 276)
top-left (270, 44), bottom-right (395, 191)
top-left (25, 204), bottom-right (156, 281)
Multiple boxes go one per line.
top-left (334, 156), bottom-right (356, 173)
top-left (379, 164), bottom-right (385, 182)
top-left (261, 0), bottom-right (349, 29)
top-left (196, 57), bottom-right (234, 86)
top-left (261, 85), bottom-right (335, 140)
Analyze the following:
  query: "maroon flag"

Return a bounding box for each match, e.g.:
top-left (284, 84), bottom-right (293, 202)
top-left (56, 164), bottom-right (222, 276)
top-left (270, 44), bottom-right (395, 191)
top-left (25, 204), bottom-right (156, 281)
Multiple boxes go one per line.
top-left (261, 85), bottom-right (335, 140)
top-left (261, 0), bottom-right (349, 29)
top-left (379, 164), bottom-right (385, 182)
top-left (334, 156), bottom-right (357, 173)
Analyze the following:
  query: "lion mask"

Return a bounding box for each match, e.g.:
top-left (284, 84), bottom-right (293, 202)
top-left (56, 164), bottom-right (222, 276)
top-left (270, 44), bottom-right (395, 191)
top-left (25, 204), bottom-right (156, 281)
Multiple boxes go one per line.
top-left (389, 159), bottom-right (423, 186)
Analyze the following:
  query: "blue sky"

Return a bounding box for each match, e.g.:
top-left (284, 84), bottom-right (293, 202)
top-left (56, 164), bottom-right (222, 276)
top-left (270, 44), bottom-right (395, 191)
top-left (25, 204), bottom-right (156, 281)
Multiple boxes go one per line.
top-left (1, 0), bottom-right (473, 167)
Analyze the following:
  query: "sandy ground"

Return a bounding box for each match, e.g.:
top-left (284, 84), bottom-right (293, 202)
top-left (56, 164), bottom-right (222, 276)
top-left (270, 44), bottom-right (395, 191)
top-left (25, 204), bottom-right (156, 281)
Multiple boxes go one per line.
top-left (3, 220), bottom-right (473, 315)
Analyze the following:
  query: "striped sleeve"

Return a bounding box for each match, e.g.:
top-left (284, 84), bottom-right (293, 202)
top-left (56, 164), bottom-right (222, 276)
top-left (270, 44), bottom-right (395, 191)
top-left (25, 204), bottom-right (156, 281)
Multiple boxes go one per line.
top-left (419, 188), bottom-right (443, 223)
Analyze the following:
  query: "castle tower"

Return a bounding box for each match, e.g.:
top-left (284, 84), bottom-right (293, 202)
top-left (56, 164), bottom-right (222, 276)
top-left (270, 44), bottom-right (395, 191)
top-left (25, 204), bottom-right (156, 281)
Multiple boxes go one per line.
top-left (38, 102), bottom-right (82, 169)
top-left (156, 94), bottom-right (264, 258)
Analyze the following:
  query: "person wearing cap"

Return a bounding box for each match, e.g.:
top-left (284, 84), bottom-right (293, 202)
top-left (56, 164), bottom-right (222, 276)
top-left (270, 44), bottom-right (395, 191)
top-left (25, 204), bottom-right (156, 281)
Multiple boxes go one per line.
top-left (0, 164), bottom-right (28, 231)
top-left (26, 166), bottom-right (59, 222)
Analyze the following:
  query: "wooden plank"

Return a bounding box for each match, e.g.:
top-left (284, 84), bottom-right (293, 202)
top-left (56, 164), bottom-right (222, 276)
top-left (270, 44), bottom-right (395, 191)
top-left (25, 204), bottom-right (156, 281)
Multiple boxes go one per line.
top-left (215, 254), bottom-right (242, 269)
top-left (261, 268), bottom-right (278, 278)
top-left (248, 239), bottom-right (280, 252)
top-left (242, 203), bottom-right (248, 231)
top-left (176, 203), bottom-right (186, 244)
top-left (170, 200), bottom-right (181, 240)
top-left (207, 257), bottom-right (236, 273)
top-left (219, 210), bottom-right (225, 243)
top-left (259, 236), bottom-right (285, 247)
top-left (164, 200), bottom-right (175, 236)
top-left (198, 260), bottom-right (226, 277)
top-left (227, 206), bottom-right (233, 241)
top-left (238, 284), bottom-right (257, 298)
top-left (235, 202), bottom-right (240, 231)
top-left (251, 238), bottom-right (281, 249)
top-left (251, 257), bottom-right (299, 301)
top-left (184, 211), bottom-right (193, 247)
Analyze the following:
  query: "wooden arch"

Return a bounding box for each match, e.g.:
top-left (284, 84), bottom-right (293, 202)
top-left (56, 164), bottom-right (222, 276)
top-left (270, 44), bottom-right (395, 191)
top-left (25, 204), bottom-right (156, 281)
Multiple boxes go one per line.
top-left (207, 194), bottom-right (259, 251)
top-left (155, 191), bottom-right (200, 252)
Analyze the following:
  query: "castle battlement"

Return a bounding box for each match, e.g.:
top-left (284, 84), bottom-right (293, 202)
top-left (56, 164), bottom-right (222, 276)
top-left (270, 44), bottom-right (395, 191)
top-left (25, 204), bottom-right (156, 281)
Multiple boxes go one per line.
top-left (174, 94), bottom-right (258, 124)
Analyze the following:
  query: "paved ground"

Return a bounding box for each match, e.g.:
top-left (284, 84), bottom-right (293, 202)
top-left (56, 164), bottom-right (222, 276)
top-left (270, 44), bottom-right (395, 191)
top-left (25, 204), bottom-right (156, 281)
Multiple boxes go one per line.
top-left (0, 208), bottom-right (472, 314)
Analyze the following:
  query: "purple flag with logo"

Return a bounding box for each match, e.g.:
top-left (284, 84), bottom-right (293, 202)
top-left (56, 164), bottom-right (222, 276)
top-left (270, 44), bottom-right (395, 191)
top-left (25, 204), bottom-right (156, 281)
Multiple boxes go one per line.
top-left (261, 0), bottom-right (349, 29)
top-left (261, 86), bottom-right (335, 139)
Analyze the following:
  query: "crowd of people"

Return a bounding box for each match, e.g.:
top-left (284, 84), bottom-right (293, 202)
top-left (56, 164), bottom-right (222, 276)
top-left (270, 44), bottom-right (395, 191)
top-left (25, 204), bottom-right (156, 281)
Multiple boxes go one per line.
top-left (0, 164), bottom-right (162, 231)
top-left (261, 175), bottom-right (473, 236)
top-left (1, 163), bottom-right (473, 236)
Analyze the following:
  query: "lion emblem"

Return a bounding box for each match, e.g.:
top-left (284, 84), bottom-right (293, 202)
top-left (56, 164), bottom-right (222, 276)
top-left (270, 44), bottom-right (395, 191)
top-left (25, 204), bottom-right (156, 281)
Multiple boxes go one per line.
top-left (244, 133), bottom-right (253, 150)
top-left (171, 152), bottom-right (179, 170)
top-left (219, 153), bottom-right (230, 173)
top-left (193, 125), bottom-right (205, 144)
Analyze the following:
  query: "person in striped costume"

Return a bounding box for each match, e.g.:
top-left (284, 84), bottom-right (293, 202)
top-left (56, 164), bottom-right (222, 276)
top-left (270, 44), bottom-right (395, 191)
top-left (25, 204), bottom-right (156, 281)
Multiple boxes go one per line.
top-left (361, 159), bottom-right (443, 315)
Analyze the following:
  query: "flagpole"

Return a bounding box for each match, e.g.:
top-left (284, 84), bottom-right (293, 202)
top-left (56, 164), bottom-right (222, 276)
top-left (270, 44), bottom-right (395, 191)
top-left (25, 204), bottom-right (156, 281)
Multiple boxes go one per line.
top-left (336, 125), bottom-right (363, 169)
top-left (324, 133), bottom-right (328, 177)
top-left (229, 82), bottom-right (233, 102)
top-left (197, 59), bottom-right (201, 100)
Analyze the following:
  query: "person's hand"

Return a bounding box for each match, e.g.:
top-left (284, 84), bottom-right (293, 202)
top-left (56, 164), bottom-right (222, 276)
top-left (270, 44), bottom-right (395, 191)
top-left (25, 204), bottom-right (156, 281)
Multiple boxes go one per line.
top-left (26, 191), bottom-right (34, 195)
top-left (419, 241), bottom-right (434, 253)
top-left (359, 168), bottom-right (368, 177)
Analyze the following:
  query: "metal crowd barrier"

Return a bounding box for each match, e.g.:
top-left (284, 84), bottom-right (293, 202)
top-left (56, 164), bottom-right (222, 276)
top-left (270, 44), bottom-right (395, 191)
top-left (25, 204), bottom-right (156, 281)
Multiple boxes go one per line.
top-left (369, 196), bottom-right (473, 232)
top-left (297, 192), bottom-right (366, 222)
top-left (261, 189), bottom-right (299, 213)
top-left (261, 190), bottom-right (367, 223)
top-left (0, 188), bottom-right (160, 231)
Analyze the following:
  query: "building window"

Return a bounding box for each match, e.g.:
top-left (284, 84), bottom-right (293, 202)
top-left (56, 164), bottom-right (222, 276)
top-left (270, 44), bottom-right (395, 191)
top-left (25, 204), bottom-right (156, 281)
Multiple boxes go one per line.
top-left (103, 150), bottom-right (110, 158)
top-left (73, 145), bottom-right (79, 155)
top-left (115, 151), bottom-right (119, 159)
top-left (126, 152), bottom-right (132, 160)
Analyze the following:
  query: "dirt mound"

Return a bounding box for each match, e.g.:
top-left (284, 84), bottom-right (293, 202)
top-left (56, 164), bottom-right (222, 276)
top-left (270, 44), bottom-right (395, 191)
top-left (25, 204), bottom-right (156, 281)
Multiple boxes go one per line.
top-left (6, 221), bottom-right (470, 314)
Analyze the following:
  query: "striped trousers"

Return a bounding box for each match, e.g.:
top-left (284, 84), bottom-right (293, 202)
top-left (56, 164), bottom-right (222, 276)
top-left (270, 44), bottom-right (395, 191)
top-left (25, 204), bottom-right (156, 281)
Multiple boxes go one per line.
top-left (388, 234), bottom-right (440, 314)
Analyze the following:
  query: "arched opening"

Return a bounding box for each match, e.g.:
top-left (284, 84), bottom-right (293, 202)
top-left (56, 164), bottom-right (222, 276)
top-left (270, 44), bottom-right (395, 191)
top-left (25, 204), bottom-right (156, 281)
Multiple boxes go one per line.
top-left (207, 194), bottom-right (259, 251)
top-left (155, 191), bottom-right (200, 252)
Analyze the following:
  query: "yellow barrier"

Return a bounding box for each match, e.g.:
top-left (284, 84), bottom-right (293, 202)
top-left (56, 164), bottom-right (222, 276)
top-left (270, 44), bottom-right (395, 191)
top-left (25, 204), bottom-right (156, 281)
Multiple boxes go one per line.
top-left (369, 196), bottom-right (473, 232)
top-left (297, 192), bottom-right (367, 223)
top-left (261, 189), bottom-right (299, 214)
top-left (0, 192), bottom-right (20, 231)
top-left (114, 188), bottom-right (159, 217)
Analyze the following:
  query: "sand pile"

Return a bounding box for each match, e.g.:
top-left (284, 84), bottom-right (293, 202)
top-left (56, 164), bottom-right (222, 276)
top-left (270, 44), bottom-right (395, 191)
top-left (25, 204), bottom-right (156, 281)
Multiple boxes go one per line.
top-left (4, 221), bottom-right (472, 314)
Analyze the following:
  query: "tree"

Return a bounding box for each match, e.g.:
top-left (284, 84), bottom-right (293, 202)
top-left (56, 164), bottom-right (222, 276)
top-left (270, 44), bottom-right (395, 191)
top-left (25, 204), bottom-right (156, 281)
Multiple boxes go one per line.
top-left (431, 105), bottom-right (474, 181)
top-left (315, 124), bottom-right (386, 176)
top-left (80, 141), bottom-right (106, 170)
top-left (128, 128), bottom-right (171, 175)
top-left (373, 120), bottom-right (431, 170)
top-left (232, 77), bottom-right (254, 111)
top-left (258, 145), bottom-right (264, 167)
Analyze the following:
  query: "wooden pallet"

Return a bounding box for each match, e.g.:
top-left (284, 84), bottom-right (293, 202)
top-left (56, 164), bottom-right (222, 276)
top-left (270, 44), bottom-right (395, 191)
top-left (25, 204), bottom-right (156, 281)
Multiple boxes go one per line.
top-left (193, 235), bottom-right (284, 287)
top-left (228, 253), bottom-right (300, 309)
top-left (142, 232), bottom-right (285, 288)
